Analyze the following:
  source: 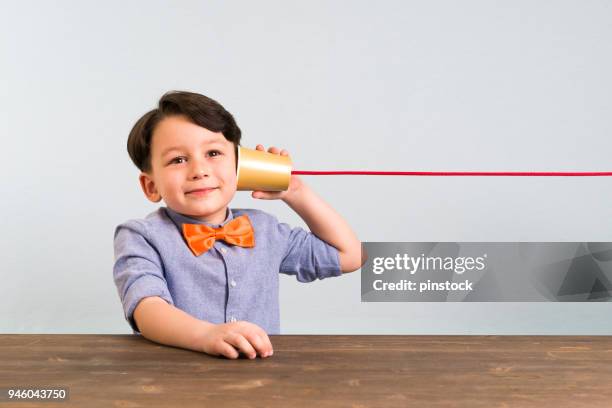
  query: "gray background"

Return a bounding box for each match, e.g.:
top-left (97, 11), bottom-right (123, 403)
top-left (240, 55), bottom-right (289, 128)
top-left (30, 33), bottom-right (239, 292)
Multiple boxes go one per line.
top-left (2, 1), bottom-right (611, 334)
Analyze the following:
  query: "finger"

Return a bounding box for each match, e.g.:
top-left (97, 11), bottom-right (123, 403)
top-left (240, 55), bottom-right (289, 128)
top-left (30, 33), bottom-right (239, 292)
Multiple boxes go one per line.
top-left (267, 146), bottom-right (280, 154)
top-left (252, 190), bottom-right (276, 199)
top-left (258, 331), bottom-right (274, 356)
top-left (253, 191), bottom-right (282, 200)
top-left (255, 144), bottom-right (264, 151)
top-left (225, 333), bottom-right (257, 359)
top-left (242, 331), bottom-right (269, 357)
top-left (249, 326), bottom-right (273, 355)
top-left (218, 342), bottom-right (240, 359)
top-left (280, 149), bottom-right (289, 156)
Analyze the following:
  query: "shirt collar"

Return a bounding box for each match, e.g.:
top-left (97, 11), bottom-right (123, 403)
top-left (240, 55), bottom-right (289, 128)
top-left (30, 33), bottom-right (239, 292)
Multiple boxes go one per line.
top-left (164, 206), bottom-right (234, 231)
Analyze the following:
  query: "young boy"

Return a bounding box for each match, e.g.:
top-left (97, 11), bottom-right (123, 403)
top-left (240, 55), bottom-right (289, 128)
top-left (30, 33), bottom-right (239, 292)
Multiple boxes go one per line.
top-left (113, 90), bottom-right (363, 360)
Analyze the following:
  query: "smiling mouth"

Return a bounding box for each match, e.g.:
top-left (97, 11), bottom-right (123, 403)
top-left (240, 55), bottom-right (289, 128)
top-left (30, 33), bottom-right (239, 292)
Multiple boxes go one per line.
top-left (186, 187), bottom-right (218, 196)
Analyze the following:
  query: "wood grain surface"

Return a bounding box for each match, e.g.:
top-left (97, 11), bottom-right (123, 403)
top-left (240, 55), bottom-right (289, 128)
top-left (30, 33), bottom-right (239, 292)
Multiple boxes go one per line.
top-left (1, 335), bottom-right (612, 407)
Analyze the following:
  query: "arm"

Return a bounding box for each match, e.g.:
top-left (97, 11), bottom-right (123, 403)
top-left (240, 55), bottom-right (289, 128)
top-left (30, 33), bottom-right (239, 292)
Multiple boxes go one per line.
top-left (133, 296), bottom-right (274, 359)
top-left (282, 181), bottom-right (364, 272)
top-left (133, 296), bottom-right (212, 351)
top-left (252, 145), bottom-right (366, 273)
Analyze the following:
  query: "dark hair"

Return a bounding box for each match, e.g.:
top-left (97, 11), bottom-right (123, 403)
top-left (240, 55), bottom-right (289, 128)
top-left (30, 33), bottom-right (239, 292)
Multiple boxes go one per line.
top-left (127, 90), bottom-right (242, 172)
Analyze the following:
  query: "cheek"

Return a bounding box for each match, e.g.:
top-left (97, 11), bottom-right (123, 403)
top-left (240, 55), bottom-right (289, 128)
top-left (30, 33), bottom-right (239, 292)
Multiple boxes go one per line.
top-left (221, 160), bottom-right (238, 183)
top-left (161, 172), bottom-right (184, 191)
top-left (224, 170), bottom-right (237, 188)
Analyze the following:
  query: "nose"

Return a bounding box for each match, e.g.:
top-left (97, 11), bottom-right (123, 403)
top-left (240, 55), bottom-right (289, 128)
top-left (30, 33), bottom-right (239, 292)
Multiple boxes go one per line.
top-left (189, 157), bottom-right (210, 180)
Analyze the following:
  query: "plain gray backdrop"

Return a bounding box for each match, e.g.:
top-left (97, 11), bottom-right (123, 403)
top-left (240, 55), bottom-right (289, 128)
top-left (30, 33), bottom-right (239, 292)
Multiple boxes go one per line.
top-left (2, 1), bottom-right (611, 334)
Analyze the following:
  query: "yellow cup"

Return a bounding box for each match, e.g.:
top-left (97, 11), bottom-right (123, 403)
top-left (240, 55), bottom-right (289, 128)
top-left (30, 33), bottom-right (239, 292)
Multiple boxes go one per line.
top-left (236, 146), bottom-right (293, 191)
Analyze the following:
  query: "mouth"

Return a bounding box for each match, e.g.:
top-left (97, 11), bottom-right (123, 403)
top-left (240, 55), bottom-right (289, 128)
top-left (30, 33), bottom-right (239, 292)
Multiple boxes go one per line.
top-left (185, 187), bottom-right (218, 196)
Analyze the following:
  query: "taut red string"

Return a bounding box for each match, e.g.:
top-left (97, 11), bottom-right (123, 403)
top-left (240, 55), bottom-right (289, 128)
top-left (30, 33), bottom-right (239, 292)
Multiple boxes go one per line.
top-left (292, 170), bottom-right (612, 177)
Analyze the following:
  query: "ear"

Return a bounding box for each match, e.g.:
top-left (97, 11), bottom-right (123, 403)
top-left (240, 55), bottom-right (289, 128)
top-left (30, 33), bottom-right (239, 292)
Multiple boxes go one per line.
top-left (139, 172), bottom-right (162, 203)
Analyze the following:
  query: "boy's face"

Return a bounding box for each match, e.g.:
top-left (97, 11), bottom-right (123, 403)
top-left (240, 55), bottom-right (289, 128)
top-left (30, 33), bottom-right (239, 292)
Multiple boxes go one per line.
top-left (139, 115), bottom-right (237, 224)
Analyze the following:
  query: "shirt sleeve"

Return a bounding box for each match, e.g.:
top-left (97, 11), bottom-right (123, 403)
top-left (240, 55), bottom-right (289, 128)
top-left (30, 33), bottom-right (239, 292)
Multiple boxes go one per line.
top-left (113, 220), bottom-right (174, 334)
top-left (276, 219), bottom-right (342, 282)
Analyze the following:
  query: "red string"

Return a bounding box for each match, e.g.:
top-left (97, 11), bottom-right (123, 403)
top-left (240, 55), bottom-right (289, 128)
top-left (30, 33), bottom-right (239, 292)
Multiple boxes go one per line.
top-left (292, 170), bottom-right (612, 177)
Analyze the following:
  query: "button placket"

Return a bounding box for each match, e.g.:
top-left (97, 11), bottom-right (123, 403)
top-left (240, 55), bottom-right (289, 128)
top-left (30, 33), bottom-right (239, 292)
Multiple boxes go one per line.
top-left (223, 245), bottom-right (237, 324)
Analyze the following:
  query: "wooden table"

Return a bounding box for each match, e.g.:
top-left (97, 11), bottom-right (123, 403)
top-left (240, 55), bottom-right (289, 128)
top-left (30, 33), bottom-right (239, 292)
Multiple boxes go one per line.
top-left (1, 335), bottom-right (612, 407)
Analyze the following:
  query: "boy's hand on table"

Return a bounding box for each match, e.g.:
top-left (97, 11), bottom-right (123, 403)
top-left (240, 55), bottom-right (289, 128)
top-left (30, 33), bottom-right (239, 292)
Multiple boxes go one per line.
top-left (199, 320), bottom-right (274, 359)
top-left (251, 144), bottom-right (303, 201)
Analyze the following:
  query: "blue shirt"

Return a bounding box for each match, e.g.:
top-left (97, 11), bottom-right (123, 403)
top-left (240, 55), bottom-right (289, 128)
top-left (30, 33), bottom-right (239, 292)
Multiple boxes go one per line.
top-left (113, 206), bottom-right (342, 335)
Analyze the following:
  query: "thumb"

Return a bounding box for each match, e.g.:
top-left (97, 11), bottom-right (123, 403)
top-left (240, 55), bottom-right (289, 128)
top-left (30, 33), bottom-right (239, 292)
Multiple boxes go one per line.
top-left (252, 191), bottom-right (281, 200)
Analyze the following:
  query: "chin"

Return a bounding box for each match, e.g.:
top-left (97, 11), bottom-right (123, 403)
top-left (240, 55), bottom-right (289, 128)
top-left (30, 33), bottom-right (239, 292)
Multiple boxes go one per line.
top-left (191, 204), bottom-right (228, 216)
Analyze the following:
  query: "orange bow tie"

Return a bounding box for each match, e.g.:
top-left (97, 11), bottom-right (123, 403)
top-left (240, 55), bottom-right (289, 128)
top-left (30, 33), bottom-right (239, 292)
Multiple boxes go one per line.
top-left (181, 214), bottom-right (255, 256)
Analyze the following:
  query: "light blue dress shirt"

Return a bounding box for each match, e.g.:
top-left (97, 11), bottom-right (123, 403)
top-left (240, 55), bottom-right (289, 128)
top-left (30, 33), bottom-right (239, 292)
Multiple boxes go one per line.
top-left (113, 206), bottom-right (342, 335)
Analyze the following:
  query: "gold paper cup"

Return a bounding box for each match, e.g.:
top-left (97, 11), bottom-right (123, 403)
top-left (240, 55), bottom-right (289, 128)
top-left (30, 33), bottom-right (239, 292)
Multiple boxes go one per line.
top-left (236, 146), bottom-right (292, 191)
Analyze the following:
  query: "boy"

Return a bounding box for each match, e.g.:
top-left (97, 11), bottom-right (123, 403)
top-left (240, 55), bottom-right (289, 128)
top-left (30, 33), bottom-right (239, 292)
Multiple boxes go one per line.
top-left (113, 90), bottom-right (363, 360)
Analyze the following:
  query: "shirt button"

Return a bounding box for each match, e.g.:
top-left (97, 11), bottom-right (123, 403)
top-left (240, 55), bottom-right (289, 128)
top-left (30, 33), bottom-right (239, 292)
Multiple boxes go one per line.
top-left (230, 280), bottom-right (236, 287)
top-left (220, 247), bottom-right (227, 254)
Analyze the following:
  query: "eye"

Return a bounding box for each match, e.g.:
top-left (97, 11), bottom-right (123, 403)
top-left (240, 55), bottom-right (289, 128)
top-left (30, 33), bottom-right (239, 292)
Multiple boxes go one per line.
top-left (207, 150), bottom-right (222, 158)
top-left (169, 156), bottom-right (187, 165)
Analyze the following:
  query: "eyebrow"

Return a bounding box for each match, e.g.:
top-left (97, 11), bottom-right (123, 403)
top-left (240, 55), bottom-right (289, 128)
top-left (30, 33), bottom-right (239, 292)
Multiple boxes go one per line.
top-left (160, 141), bottom-right (226, 158)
